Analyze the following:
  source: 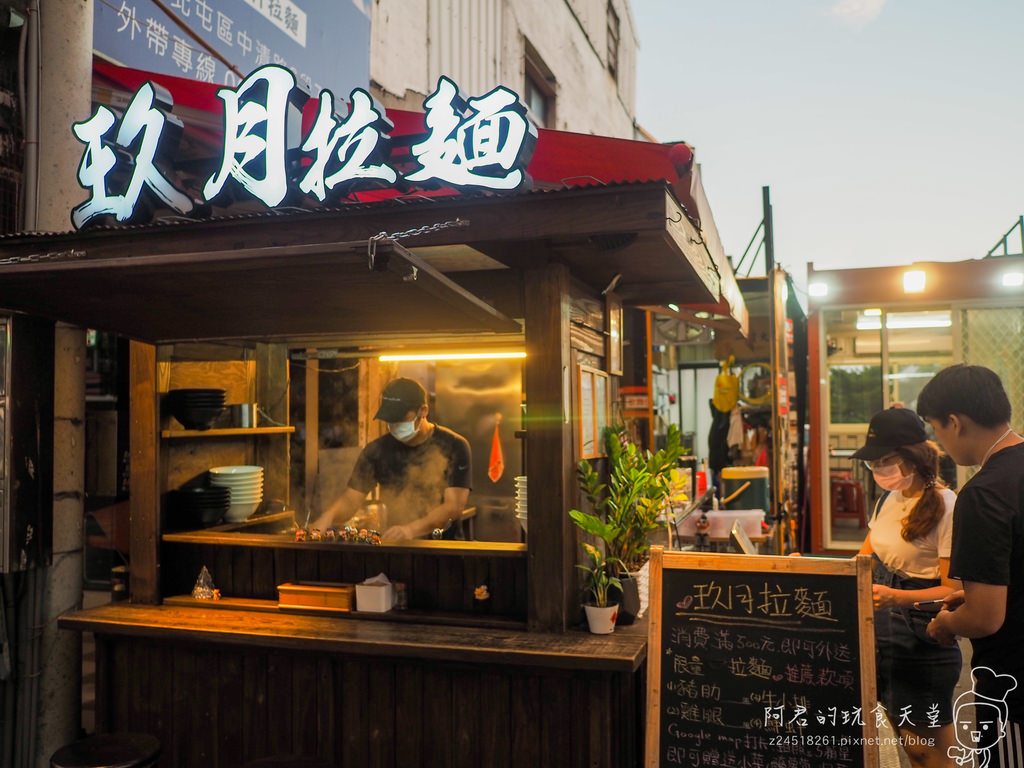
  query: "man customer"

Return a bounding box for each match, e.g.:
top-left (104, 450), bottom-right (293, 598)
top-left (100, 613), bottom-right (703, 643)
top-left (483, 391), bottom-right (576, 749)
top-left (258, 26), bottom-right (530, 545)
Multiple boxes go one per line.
top-left (918, 364), bottom-right (1024, 768)
top-left (311, 377), bottom-right (472, 540)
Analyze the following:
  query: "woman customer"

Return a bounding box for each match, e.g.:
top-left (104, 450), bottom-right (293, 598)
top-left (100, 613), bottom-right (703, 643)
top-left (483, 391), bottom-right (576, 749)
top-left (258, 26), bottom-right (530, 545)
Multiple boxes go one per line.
top-left (853, 407), bottom-right (961, 768)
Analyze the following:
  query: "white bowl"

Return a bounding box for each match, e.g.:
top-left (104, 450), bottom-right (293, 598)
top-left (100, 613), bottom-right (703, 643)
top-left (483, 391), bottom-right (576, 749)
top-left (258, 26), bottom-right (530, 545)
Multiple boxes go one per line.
top-left (225, 489), bottom-right (264, 501)
top-left (224, 501), bottom-right (260, 522)
top-left (209, 465), bottom-right (264, 475)
top-left (208, 479), bottom-right (262, 489)
top-left (226, 493), bottom-right (263, 503)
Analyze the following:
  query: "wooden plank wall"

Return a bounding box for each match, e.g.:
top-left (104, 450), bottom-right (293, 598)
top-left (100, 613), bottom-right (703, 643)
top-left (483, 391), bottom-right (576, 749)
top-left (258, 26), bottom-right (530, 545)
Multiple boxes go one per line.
top-left (96, 634), bottom-right (642, 768)
top-left (162, 542), bottom-right (528, 619)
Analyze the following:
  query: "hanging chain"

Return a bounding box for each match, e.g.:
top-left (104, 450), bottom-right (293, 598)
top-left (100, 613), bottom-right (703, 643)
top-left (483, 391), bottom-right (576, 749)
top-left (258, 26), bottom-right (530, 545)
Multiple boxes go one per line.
top-left (368, 218), bottom-right (469, 270)
top-left (0, 249), bottom-right (87, 266)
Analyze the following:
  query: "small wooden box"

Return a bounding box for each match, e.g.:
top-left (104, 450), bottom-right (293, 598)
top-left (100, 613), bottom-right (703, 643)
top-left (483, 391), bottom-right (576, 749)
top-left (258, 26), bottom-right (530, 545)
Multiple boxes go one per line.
top-left (277, 581), bottom-right (354, 613)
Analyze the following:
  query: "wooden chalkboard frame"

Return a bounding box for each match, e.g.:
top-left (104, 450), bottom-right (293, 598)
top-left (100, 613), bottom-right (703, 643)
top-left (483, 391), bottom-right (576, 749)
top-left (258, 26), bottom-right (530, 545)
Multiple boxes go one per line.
top-left (645, 547), bottom-right (878, 768)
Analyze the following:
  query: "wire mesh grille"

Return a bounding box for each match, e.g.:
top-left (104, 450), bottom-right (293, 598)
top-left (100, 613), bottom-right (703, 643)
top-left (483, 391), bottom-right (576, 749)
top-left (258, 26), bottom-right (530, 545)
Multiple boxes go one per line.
top-left (960, 306), bottom-right (1024, 432)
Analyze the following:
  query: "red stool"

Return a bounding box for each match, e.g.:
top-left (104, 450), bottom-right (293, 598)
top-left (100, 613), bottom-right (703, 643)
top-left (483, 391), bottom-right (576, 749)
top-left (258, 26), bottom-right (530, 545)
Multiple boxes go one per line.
top-left (830, 472), bottom-right (867, 528)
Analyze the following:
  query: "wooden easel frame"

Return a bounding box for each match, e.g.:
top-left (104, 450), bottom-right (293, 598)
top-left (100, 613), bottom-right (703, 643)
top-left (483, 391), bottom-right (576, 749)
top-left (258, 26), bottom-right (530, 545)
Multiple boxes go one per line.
top-left (645, 546), bottom-right (878, 767)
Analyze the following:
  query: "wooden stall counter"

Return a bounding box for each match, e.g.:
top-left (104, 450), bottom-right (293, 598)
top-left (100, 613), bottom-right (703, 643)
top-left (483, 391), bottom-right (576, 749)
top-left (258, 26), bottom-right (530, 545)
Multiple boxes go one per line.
top-left (60, 603), bottom-right (649, 768)
top-left (60, 602), bottom-right (645, 672)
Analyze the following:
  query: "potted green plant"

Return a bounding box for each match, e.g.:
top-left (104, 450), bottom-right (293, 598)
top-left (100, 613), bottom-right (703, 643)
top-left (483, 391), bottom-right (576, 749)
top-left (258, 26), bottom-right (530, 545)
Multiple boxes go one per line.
top-left (577, 542), bottom-right (622, 634)
top-left (570, 423), bottom-right (687, 624)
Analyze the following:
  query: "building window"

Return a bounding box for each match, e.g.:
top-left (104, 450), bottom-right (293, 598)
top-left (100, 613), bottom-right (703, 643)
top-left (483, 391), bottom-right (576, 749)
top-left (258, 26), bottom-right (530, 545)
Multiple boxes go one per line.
top-left (523, 40), bottom-right (555, 129)
top-left (607, 2), bottom-right (620, 82)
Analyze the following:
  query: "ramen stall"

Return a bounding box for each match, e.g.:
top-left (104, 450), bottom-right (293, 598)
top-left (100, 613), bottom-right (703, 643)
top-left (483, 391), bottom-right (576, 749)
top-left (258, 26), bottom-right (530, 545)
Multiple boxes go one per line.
top-left (0, 166), bottom-right (749, 765)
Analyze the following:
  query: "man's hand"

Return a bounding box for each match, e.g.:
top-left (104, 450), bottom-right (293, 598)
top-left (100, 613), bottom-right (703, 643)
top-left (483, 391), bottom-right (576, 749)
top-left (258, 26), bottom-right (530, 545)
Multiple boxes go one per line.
top-left (926, 609), bottom-right (959, 646)
top-left (942, 590), bottom-right (966, 611)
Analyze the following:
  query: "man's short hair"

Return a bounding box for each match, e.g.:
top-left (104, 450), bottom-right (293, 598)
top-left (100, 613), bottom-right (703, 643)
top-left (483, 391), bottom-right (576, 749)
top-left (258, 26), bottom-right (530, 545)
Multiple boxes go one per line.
top-left (916, 364), bottom-right (1012, 428)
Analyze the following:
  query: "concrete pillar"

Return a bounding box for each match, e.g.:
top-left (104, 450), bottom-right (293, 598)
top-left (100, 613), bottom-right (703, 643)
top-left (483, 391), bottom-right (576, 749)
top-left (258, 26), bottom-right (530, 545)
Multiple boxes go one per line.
top-left (29, 0), bottom-right (93, 765)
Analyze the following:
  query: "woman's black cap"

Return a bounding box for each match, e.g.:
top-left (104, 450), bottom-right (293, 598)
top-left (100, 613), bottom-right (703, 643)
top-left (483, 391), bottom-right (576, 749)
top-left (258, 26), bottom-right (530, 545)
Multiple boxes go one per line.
top-left (851, 407), bottom-right (928, 461)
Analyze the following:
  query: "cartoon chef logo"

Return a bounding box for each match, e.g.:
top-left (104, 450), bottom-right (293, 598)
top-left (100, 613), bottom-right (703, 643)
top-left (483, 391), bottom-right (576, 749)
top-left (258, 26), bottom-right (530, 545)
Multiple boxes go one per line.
top-left (949, 667), bottom-right (1018, 767)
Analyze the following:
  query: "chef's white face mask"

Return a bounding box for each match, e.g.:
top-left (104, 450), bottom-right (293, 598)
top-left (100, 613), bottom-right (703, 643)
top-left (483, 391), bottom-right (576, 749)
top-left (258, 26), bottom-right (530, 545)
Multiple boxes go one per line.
top-left (872, 461), bottom-right (914, 492)
top-left (389, 418), bottom-right (419, 442)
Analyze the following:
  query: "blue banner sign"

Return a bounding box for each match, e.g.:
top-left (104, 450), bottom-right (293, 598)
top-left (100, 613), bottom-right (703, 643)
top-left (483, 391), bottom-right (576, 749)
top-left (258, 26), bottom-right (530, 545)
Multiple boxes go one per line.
top-left (71, 67), bottom-right (538, 229)
top-left (94, 0), bottom-right (370, 97)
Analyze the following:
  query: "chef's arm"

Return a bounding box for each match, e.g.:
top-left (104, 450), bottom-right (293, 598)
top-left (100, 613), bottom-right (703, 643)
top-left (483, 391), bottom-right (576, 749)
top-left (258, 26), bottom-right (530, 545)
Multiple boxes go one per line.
top-left (310, 487), bottom-right (366, 531)
top-left (384, 487), bottom-right (470, 540)
top-left (929, 580), bottom-right (1007, 640)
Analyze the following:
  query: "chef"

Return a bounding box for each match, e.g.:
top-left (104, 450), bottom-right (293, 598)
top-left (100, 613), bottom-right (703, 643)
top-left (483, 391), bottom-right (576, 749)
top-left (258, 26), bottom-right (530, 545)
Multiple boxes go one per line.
top-left (311, 377), bottom-right (472, 540)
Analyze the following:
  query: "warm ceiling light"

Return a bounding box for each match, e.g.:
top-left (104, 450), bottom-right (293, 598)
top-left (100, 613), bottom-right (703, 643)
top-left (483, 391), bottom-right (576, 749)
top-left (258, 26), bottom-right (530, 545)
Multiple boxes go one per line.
top-left (863, 308), bottom-right (882, 316)
top-left (903, 270), bottom-right (926, 293)
top-left (667, 303), bottom-right (680, 312)
top-left (379, 352), bottom-right (526, 361)
top-left (808, 282), bottom-right (828, 297)
top-left (1002, 271), bottom-right (1024, 288)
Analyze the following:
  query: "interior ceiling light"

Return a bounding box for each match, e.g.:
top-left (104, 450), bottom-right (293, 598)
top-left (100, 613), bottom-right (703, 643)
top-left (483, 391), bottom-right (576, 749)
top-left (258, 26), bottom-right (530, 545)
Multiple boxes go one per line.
top-left (1002, 271), bottom-right (1024, 288)
top-left (808, 282), bottom-right (828, 297)
top-left (667, 303), bottom-right (680, 312)
top-left (903, 270), bottom-right (926, 293)
top-left (856, 310), bottom-right (951, 331)
top-left (379, 351), bottom-right (526, 361)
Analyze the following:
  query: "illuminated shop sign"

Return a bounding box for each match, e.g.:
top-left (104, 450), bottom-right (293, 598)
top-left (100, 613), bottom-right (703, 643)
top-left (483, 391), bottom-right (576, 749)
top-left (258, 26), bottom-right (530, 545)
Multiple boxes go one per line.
top-left (71, 66), bottom-right (537, 230)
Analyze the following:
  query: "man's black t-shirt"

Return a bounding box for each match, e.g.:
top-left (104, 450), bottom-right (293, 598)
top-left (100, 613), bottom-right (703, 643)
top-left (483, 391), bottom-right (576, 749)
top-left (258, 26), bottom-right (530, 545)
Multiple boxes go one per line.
top-left (948, 442), bottom-right (1024, 719)
top-left (347, 424), bottom-right (472, 528)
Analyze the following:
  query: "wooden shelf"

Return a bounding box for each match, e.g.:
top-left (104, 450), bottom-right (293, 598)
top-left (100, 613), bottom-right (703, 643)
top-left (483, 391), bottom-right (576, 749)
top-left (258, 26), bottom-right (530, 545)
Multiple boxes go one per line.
top-left (161, 595), bottom-right (529, 631)
top-left (161, 426), bottom-right (294, 438)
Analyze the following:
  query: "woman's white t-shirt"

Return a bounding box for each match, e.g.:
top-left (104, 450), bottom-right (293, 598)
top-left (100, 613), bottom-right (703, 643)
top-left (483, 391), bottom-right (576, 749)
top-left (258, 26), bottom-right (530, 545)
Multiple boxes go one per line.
top-left (868, 487), bottom-right (955, 580)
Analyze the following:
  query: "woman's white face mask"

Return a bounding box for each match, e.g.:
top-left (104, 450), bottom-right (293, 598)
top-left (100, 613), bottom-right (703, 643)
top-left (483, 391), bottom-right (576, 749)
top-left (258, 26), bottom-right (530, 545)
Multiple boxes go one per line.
top-left (388, 418), bottom-right (418, 442)
top-left (871, 461), bottom-right (914, 492)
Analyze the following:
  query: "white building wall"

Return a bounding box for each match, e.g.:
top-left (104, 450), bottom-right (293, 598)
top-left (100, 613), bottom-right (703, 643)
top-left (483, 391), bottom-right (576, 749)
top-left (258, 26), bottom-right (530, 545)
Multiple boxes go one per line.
top-left (369, 0), bottom-right (638, 138)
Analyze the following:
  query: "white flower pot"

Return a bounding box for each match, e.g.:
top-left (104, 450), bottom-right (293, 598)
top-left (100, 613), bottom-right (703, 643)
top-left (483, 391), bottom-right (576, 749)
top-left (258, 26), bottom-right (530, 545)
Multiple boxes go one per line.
top-left (584, 603), bottom-right (619, 634)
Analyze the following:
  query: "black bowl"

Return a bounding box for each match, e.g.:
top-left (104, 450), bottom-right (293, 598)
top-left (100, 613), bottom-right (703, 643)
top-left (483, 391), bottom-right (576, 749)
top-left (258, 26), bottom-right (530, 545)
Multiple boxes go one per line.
top-left (167, 506), bottom-right (225, 529)
top-left (171, 406), bottom-right (226, 430)
top-left (168, 388), bottom-right (227, 398)
top-left (167, 489), bottom-right (228, 528)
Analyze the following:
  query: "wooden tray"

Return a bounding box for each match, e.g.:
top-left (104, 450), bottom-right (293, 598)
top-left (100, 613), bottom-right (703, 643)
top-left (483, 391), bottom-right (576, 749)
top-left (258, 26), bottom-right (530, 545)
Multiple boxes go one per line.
top-left (277, 581), bottom-right (354, 613)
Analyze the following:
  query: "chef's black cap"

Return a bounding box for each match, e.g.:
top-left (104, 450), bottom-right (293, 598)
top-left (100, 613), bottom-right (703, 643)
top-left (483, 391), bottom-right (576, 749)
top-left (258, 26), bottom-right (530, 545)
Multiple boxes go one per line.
top-left (374, 378), bottom-right (427, 422)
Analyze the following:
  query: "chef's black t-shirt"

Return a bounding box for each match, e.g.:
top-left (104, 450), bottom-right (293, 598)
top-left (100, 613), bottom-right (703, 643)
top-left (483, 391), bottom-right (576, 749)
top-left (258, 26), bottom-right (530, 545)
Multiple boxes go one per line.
top-left (347, 424), bottom-right (472, 527)
top-left (948, 442), bottom-right (1024, 719)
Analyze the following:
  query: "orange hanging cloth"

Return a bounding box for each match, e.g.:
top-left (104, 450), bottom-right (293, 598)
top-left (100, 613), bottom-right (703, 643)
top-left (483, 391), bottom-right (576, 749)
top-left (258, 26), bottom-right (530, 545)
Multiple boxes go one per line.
top-left (488, 413), bottom-right (505, 483)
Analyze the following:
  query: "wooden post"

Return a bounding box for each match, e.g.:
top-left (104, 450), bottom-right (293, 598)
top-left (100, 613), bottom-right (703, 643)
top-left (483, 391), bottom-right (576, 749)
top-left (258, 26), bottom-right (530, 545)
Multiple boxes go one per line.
top-left (129, 341), bottom-right (161, 603)
top-left (523, 262), bottom-right (574, 632)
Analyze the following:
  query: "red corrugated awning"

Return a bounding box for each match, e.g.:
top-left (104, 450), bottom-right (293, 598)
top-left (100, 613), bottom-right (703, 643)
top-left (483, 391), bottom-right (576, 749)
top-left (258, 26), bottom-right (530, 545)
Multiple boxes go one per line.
top-left (88, 58), bottom-right (746, 336)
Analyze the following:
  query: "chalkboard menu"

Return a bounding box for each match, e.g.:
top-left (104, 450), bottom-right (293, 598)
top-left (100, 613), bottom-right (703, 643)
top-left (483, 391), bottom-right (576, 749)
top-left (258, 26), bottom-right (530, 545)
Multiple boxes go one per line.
top-left (646, 548), bottom-right (878, 768)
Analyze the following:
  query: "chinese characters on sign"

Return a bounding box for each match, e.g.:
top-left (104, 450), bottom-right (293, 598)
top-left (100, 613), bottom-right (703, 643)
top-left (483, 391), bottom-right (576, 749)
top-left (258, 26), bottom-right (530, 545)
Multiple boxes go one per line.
top-left (96, 0), bottom-right (366, 94)
top-left (658, 567), bottom-right (870, 768)
top-left (71, 67), bottom-right (537, 229)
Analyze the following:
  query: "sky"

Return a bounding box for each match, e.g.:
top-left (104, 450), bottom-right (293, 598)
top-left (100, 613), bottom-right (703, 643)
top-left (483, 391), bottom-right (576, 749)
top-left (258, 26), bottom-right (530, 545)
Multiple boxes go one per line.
top-left (630, 1), bottom-right (1024, 304)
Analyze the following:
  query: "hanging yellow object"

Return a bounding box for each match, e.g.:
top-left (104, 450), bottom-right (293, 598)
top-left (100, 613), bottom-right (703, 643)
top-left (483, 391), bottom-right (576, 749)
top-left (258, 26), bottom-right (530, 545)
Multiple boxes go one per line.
top-left (712, 355), bottom-right (739, 412)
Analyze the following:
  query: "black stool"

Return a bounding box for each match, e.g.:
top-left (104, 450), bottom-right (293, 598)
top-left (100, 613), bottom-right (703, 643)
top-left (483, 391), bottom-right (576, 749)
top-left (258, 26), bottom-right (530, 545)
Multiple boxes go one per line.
top-left (50, 733), bottom-right (161, 768)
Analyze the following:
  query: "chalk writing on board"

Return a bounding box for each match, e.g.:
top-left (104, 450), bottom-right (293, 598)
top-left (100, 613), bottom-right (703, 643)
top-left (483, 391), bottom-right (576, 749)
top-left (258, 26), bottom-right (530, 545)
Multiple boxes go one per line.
top-left (657, 564), bottom-right (871, 768)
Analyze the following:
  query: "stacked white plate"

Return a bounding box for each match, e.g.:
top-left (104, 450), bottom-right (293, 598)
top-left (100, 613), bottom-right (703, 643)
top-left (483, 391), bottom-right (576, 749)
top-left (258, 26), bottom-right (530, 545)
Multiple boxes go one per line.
top-left (209, 465), bottom-right (264, 522)
top-left (514, 475), bottom-right (528, 534)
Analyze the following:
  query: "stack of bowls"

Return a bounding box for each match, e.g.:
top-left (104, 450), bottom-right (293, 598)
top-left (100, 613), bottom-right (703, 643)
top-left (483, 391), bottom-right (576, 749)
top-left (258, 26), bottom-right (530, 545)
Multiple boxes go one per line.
top-left (514, 476), bottom-right (528, 534)
top-left (166, 485), bottom-right (230, 529)
top-left (166, 388), bottom-right (227, 430)
top-left (209, 465), bottom-right (264, 522)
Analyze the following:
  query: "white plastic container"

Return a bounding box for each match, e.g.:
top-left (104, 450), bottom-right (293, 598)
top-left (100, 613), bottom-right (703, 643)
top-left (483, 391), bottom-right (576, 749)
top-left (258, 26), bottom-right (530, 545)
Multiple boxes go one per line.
top-left (677, 509), bottom-right (764, 539)
top-left (355, 581), bottom-right (394, 612)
